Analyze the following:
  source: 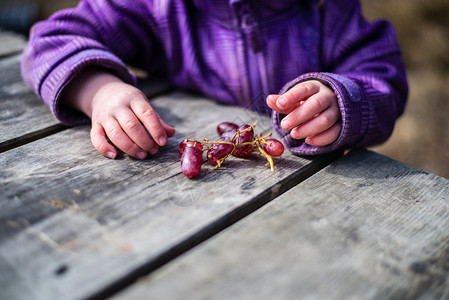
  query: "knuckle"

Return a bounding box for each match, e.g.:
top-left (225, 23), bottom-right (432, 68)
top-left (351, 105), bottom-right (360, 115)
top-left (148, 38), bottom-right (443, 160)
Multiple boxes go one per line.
top-left (147, 126), bottom-right (165, 141)
top-left (140, 107), bottom-right (157, 120)
top-left (142, 140), bottom-right (156, 151)
top-left (282, 92), bottom-right (295, 106)
top-left (319, 113), bottom-right (332, 128)
top-left (122, 89), bottom-right (144, 102)
top-left (120, 141), bottom-right (135, 153)
top-left (312, 96), bottom-right (327, 112)
top-left (301, 82), bottom-right (313, 95)
top-left (107, 126), bottom-right (121, 140)
top-left (301, 81), bottom-right (318, 95)
top-left (137, 134), bottom-right (155, 149)
top-left (123, 118), bottom-right (140, 133)
top-left (154, 127), bottom-right (166, 138)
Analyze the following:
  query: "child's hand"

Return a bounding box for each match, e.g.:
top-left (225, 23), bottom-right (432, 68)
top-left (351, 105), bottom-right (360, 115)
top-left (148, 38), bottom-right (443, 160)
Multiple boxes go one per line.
top-left (63, 69), bottom-right (175, 159)
top-left (89, 81), bottom-right (175, 159)
top-left (267, 80), bottom-right (341, 146)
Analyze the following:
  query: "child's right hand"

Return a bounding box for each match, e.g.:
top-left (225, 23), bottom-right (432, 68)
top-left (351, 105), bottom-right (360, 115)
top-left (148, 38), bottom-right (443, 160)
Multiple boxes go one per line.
top-left (63, 69), bottom-right (175, 159)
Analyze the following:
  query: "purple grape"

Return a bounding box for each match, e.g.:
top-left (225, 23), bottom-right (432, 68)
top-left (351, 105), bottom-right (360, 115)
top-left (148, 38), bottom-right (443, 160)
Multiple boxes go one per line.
top-left (181, 147), bottom-right (203, 178)
top-left (178, 140), bottom-right (203, 155)
top-left (222, 129), bottom-right (237, 139)
top-left (232, 145), bottom-right (253, 158)
top-left (231, 125), bottom-right (254, 143)
top-left (262, 138), bottom-right (284, 157)
top-left (217, 122), bottom-right (239, 136)
top-left (239, 124), bottom-right (254, 133)
top-left (232, 124), bottom-right (254, 158)
top-left (207, 137), bottom-right (234, 165)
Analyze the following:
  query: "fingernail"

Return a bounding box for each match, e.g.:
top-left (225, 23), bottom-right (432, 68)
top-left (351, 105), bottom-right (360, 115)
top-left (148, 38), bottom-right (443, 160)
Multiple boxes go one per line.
top-left (106, 151), bottom-right (116, 159)
top-left (277, 97), bottom-right (287, 107)
top-left (137, 151), bottom-right (147, 159)
top-left (159, 136), bottom-right (167, 146)
top-left (266, 95), bottom-right (273, 102)
top-left (281, 119), bottom-right (290, 130)
top-left (150, 147), bottom-right (158, 155)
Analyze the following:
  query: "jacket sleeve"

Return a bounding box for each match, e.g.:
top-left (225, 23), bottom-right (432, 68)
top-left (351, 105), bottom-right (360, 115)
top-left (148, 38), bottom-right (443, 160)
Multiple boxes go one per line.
top-left (271, 0), bottom-right (408, 155)
top-left (21, 0), bottom-right (162, 125)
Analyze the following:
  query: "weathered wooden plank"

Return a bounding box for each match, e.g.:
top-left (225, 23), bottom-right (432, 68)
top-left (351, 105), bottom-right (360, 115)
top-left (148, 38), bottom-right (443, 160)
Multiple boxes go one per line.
top-left (0, 92), bottom-right (341, 300)
top-left (0, 54), bottom-right (64, 150)
top-left (112, 149), bottom-right (449, 300)
top-left (0, 29), bottom-right (26, 58)
top-left (0, 54), bottom-right (172, 152)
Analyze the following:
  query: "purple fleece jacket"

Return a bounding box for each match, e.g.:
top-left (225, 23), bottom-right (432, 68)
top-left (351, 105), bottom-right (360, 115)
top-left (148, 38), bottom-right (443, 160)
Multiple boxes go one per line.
top-left (21, 0), bottom-right (408, 155)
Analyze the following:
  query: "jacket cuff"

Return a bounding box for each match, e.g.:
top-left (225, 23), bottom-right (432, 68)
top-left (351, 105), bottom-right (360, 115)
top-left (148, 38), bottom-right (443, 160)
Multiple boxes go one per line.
top-left (271, 72), bottom-right (369, 155)
top-left (39, 49), bottom-right (137, 126)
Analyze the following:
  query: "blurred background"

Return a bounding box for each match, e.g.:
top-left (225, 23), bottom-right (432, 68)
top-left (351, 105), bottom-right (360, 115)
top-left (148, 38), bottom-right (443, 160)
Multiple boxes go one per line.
top-left (1, 0), bottom-right (448, 178)
top-left (361, 0), bottom-right (449, 179)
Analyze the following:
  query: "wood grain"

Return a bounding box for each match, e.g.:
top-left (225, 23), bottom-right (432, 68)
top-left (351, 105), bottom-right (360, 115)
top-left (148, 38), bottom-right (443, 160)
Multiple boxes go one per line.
top-left (0, 54), bottom-right (64, 151)
top-left (0, 30), bottom-right (26, 58)
top-left (0, 92), bottom-right (341, 300)
top-left (112, 149), bottom-right (449, 300)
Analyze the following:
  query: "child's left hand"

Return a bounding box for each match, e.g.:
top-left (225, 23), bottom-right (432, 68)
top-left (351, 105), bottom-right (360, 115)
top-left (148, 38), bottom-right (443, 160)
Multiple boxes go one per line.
top-left (267, 80), bottom-right (342, 146)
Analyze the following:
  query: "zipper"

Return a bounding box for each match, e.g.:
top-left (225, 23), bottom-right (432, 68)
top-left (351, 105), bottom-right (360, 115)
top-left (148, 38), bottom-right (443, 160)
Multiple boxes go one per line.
top-left (233, 1), bottom-right (269, 114)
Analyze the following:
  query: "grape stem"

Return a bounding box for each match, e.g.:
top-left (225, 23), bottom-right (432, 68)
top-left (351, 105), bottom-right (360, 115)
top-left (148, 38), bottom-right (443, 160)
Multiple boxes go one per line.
top-left (184, 123), bottom-right (276, 172)
top-left (255, 140), bottom-right (275, 172)
top-left (185, 132), bottom-right (272, 148)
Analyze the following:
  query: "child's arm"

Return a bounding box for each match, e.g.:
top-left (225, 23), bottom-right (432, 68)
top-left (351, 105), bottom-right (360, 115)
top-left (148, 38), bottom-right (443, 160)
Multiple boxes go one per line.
top-left (21, 0), bottom-right (172, 159)
top-left (269, 0), bottom-right (408, 155)
top-left (62, 68), bottom-right (175, 159)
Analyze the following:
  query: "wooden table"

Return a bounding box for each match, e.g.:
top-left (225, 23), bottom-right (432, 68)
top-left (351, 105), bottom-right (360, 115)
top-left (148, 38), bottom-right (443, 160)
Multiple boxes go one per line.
top-left (1, 29), bottom-right (448, 300)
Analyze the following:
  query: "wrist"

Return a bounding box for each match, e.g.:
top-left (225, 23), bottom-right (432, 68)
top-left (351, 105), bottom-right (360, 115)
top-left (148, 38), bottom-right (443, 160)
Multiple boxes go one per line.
top-left (62, 68), bottom-right (123, 117)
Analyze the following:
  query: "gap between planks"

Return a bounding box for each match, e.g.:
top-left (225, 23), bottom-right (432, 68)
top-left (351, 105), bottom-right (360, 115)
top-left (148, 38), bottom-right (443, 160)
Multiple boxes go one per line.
top-left (0, 124), bottom-right (69, 153)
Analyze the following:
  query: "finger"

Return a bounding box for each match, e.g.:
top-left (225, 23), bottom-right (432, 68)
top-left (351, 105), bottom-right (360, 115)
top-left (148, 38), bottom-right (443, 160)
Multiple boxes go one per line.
top-left (90, 122), bottom-right (117, 159)
top-left (103, 117), bottom-right (151, 159)
top-left (266, 94), bottom-right (281, 111)
top-left (115, 109), bottom-right (158, 154)
top-left (281, 92), bottom-right (334, 131)
top-left (290, 107), bottom-right (340, 140)
top-left (305, 122), bottom-right (342, 146)
top-left (131, 99), bottom-right (168, 147)
top-left (158, 115), bottom-right (176, 137)
top-left (275, 81), bottom-right (321, 113)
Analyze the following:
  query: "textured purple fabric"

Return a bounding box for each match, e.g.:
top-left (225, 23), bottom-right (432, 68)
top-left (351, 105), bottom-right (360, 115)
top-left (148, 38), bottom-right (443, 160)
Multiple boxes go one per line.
top-left (21, 0), bottom-right (408, 155)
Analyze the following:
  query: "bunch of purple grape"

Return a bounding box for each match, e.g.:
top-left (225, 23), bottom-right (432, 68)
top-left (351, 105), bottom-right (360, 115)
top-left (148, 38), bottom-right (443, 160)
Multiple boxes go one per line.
top-left (178, 121), bottom-right (285, 179)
